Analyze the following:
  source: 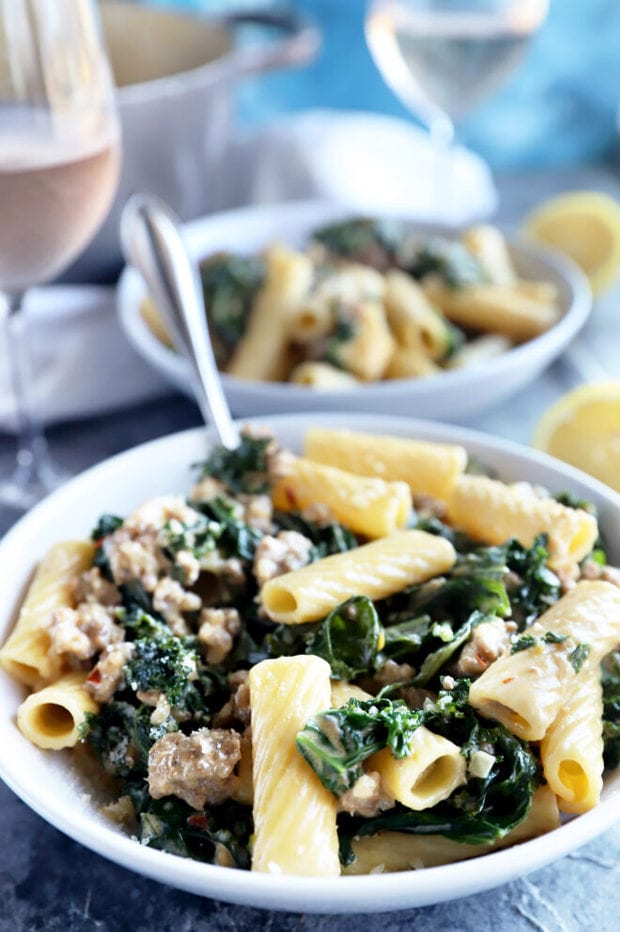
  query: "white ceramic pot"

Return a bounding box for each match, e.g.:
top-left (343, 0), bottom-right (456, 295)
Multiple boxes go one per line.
top-left (66, 0), bottom-right (319, 282)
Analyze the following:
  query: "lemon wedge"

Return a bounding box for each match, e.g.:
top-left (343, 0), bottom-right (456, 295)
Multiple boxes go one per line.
top-left (523, 191), bottom-right (620, 295)
top-left (532, 381), bottom-right (620, 491)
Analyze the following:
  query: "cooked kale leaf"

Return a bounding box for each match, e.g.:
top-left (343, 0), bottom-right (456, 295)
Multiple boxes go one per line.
top-left (311, 217), bottom-right (402, 267)
top-left (297, 697), bottom-right (426, 796)
top-left (200, 253), bottom-right (265, 367)
top-left (274, 510), bottom-right (357, 560)
top-left (323, 682), bottom-right (540, 858)
top-left (197, 435), bottom-right (271, 495)
top-left (136, 795), bottom-right (253, 867)
top-left (602, 651), bottom-right (620, 768)
top-left (125, 636), bottom-right (198, 708)
top-left (308, 596), bottom-right (383, 680)
top-left (405, 237), bottom-right (487, 289)
top-left (91, 514), bottom-right (123, 540)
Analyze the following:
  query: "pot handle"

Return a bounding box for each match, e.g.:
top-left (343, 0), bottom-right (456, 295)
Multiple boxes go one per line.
top-left (222, 7), bottom-right (321, 76)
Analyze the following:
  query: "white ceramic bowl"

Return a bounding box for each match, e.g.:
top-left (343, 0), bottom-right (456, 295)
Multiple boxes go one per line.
top-left (117, 200), bottom-right (591, 419)
top-left (0, 413), bottom-right (618, 913)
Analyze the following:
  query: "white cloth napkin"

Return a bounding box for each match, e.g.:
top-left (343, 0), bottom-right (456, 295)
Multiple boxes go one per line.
top-left (232, 111), bottom-right (497, 223)
top-left (0, 111), bottom-right (497, 431)
top-left (0, 287), bottom-right (170, 433)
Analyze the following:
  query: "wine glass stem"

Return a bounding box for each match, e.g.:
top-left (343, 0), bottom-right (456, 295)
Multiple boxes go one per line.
top-left (429, 113), bottom-right (456, 222)
top-left (2, 290), bottom-right (59, 494)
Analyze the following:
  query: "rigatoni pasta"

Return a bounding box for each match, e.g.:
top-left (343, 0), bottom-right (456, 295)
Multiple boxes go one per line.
top-left (270, 453), bottom-right (412, 539)
top-left (260, 530), bottom-right (456, 624)
top-left (249, 656), bottom-right (340, 876)
top-left (469, 581), bottom-right (620, 741)
top-left (16, 671), bottom-right (98, 750)
top-left (303, 428), bottom-right (467, 500)
top-left (446, 474), bottom-right (599, 566)
top-left (0, 540), bottom-right (95, 687)
top-left (1, 423), bottom-right (618, 880)
top-left (143, 218), bottom-right (562, 390)
top-left (540, 665), bottom-right (604, 814)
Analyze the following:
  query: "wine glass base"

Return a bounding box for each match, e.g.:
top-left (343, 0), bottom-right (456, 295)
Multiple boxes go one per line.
top-left (0, 459), bottom-right (70, 513)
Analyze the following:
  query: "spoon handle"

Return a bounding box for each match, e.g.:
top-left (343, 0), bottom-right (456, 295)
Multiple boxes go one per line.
top-left (120, 193), bottom-right (239, 450)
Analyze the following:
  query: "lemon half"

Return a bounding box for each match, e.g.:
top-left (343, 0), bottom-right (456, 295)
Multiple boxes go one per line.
top-left (532, 381), bottom-right (620, 491)
top-left (523, 191), bottom-right (620, 296)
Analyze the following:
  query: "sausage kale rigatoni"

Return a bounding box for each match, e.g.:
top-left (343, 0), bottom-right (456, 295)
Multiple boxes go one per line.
top-left (2, 427), bottom-right (619, 876)
top-left (141, 217), bottom-right (562, 389)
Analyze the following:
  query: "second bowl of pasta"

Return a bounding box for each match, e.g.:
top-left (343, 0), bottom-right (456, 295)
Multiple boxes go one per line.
top-left (117, 201), bottom-right (591, 419)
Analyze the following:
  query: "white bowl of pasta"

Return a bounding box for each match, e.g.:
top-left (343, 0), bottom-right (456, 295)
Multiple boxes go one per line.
top-left (0, 413), bottom-right (618, 913)
top-left (117, 201), bottom-right (591, 419)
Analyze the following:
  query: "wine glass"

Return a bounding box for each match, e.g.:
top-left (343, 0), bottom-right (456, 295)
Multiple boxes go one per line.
top-left (0, 0), bottom-right (120, 510)
top-left (365, 0), bottom-right (549, 219)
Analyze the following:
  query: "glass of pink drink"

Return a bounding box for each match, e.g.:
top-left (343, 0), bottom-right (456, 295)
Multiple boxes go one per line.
top-left (0, 0), bottom-right (120, 509)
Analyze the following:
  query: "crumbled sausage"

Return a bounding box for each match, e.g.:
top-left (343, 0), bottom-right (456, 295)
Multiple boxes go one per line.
top-left (49, 603), bottom-right (124, 663)
top-left (580, 558), bottom-right (620, 589)
top-left (213, 670), bottom-right (251, 728)
top-left (148, 728), bottom-right (241, 810)
top-left (239, 494), bottom-right (275, 534)
top-left (299, 502), bottom-right (335, 527)
top-left (198, 608), bottom-right (241, 665)
top-left (190, 476), bottom-right (227, 504)
top-left (375, 659), bottom-right (416, 686)
top-left (107, 496), bottom-right (203, 592)
top-left (201, 550), bottom-right (245, 587)
top-left (457, 619), bottom-right (515, 677)
top-left (412, 493), bottom-right (446, 520)
top-left (71, 567), bottom-right (121, 607)
top-left (339, 771), bottom-right (394, 818)
top-left (175, 549), bottom-right (201, 587)
top-left (152, 577), bottom-right (201, 636)
top-left (85, 642), bottom-right (134, 702)
top-left (253, 530), bottom-right (314, 588)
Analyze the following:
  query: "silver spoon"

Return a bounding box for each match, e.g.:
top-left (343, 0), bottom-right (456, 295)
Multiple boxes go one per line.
top-left (120, 193), bottom-right (239, 450)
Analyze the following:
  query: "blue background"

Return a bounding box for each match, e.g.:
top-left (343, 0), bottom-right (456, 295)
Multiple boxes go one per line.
top-left (149, 1), bottom-right (620, 169)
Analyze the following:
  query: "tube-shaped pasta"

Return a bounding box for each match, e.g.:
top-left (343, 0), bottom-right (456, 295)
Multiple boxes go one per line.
top-left (289, 361), bottom-right (359, 389)
top-left (445, 334), bottom-right (512, 370)
top-left (541, 665), bottom-right (604, 814)
top-left (512, 280), bottom-right (559, 304)
top-left (0, 540), bottom-right (95, 687)
top-left (384, 269), bottom-right (452, 359)
top-left (16, 671), bottom-right (98, 750)
top-left (337, 300), bottom-right (396, 381)
top-left (330, 680), bottom-right (371, 706)
top-left (370, 729), bottom-right (466, 811)
top-left (226, 245), bottom-right (313, 381)
top-left (461, 225), bottom-right (517, 286)
top-left (288, 299), bottom-right (334, 344)
top-left (249, 655), bottom-right (340, 876)
top-left (446, 475), bottom-right (599, 566)
top-left (260, 530), bottom-right (456, 624)
top-left (140, 296), bottom-right (173, 348)
top-left (303, 428), bottom-right (467, 500)
top-left (271, 454), bottom-right (412, 539)
top-left (290, 264), bottom-right (385, 345)
top-left (342, 786), bottom-right (559, 874)
top-left (384, 346), bottom-right (440, 380)
top-left (423, 280), bottom-right (560, 342)
top-left (469, 581), bottom-right (620, 741)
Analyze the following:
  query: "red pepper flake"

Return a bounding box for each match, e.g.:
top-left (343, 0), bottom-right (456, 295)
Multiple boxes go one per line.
top-left (188, 814), bottom-right (209, 830)
top-left (87, 668), bottom-right (102, 684)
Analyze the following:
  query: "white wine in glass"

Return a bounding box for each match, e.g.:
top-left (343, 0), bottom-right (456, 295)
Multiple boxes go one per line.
top-left (365, 0), bottom-right (549, 216)
top-left (0, 0), bottom-right (120, 510)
